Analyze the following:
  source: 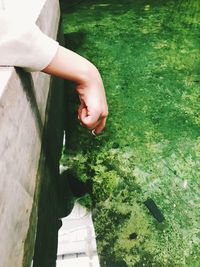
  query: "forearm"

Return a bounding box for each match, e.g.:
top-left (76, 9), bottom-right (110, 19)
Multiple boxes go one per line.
top-left (42, 45), bottom-right (100, 85)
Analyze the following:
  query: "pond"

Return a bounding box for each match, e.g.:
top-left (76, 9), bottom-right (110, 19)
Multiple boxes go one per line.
top-left (60, 0), bottom-right (200, 266)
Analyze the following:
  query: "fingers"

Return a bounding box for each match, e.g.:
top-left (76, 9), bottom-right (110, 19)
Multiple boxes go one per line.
top-left (93, 116), bottom-right (107, 135)
top-left (80, 107), bottom-right (101, 129)
top-left (77, 81), bottom-right (108, 134)
top-left (78, 103), bottom-right (107, 134)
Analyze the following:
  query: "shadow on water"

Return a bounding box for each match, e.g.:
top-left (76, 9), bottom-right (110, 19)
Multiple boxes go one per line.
top-left (63, 31), bottom-right (88, 150)
top-left (64, 31), bottom-right (87, 51)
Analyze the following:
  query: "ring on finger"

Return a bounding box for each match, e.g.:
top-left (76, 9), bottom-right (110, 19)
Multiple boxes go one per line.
top-left (92, 129), bottom-right (97, 136)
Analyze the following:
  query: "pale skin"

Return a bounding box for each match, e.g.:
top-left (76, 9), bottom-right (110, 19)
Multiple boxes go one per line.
top-left (43, 45), bottom-right (108, 135)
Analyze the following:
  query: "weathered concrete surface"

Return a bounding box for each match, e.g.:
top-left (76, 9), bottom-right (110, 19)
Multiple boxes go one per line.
top-left (0, 1), bottom-right (62, 267)
top-left (32, 70), bottom-right (66, 267)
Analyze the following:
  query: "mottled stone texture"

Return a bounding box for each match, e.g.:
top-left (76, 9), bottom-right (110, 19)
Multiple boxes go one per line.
top-left (0, 1), bottom-right (64, 267)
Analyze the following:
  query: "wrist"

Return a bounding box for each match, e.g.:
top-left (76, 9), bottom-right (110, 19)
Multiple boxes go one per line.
top-left (78, 61), bottom-right (101, 86)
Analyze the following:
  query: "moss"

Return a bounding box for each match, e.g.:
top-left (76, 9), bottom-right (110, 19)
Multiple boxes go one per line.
top-left (60, 0), bottom-right (200, 266)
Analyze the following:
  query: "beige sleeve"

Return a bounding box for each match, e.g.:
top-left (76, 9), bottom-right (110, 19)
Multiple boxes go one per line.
top-left (0, 12), bottom-right (59, 72)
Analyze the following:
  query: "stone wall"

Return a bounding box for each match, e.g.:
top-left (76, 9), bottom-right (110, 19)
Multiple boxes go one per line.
top-left (0, 1), bottom-right (64, 267)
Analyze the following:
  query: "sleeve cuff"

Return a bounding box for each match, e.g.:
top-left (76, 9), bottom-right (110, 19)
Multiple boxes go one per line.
top-left (23, 25), bottom-right (59, 72)
top-left (0, 14), bottom-right (59, 72)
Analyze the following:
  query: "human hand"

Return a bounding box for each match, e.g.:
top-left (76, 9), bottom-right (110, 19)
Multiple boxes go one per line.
top-left (76, 68), bottom-right (108, 135)
top-left (43, 46), bottom-right (108, 134)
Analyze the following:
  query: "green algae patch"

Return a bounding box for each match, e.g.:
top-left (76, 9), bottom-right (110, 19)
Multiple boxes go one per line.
top-left (60, 0), bottom-right (200, 266)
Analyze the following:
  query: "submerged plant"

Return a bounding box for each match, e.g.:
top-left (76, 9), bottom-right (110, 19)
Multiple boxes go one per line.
top-left (60, 0), bottom-right (200, 266)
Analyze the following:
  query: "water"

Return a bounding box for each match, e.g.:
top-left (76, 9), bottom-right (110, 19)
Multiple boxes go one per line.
top-left (60, 1), bottom-right (200, 266)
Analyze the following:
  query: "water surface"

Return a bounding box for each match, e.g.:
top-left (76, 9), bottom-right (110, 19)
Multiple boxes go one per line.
top-left (60, 1), bottom-right (200, 266)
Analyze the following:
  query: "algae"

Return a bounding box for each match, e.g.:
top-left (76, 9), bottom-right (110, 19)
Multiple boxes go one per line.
top-left (60, 0), bottom-right (200, 266)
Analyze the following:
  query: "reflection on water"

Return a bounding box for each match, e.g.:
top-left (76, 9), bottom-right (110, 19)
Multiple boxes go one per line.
top-left (60, 1), bottom-right (200, 266)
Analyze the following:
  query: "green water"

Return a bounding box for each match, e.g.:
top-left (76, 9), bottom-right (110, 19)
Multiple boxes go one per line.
top-left (60, 1), bottom-right (200, 266)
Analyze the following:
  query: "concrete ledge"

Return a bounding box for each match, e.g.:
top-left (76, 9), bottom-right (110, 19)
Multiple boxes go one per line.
top-left (0, 1), bottom-right (61, 267)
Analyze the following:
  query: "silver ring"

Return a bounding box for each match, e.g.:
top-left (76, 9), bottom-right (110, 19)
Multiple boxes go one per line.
top-left (92, 129), bottom-right (96, 136)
